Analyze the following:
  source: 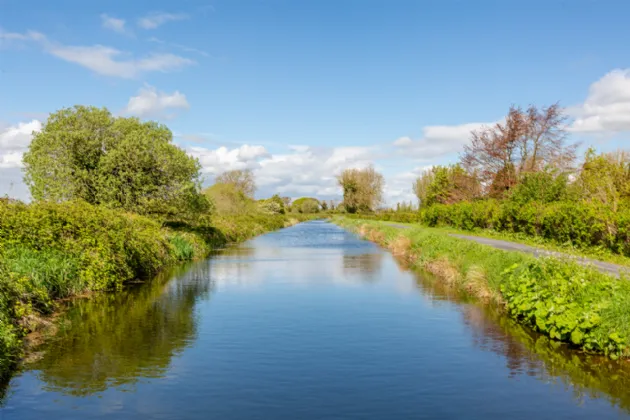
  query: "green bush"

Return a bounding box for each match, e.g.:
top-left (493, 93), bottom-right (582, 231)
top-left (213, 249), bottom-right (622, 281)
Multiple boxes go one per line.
top-left (291, 197), bottom-right (320, 213)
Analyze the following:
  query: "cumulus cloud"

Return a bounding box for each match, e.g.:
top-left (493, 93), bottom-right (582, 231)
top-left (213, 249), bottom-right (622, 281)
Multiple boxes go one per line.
top-left (569, 69), bottom-right (630, 134)
top-left (392, 122), bottom-right (492, 160)
top-left (0, 120), bottom-right (42, 169)
top-left (0, 120), bottom-right (41, 199)
top-left (187, 144), bottom-right (377, 199)
top-left (100, 14), bottom-right (127, 34)
top-left (138, 12), bottom-right (189, 29)
top-left (189, 145), bottom-right (270, 175)
top-left (123, 85), bottom-right (189, 118)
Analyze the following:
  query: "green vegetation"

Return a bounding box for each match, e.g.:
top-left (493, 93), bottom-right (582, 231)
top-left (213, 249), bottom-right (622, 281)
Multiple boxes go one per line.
top-left (0, 106), bottom-right (315, 384)
top-left (291, 197), bottom-right (321, 213)
top-left (23, 106), bottom-right (210, 220)
top-left (0, 198), bottom-right (293, 380)
top-left (29, 263), bottom-right (209, 396)
top-left (360, 104), bottom-right (630, 261)
top-left (337, 218), bottom-right (630, 359)
top-left (337, 165), bottom-right (384, 213)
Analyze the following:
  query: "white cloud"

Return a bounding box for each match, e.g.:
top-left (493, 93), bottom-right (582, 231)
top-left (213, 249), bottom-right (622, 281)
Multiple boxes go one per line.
top-left (383, 165), bottom-right (433, 205)
top-left (48, 45), bottom-right (194, 78)
top-left (392, 122), bottom-right (492, 160)
top-left (189, 144), bottom-right (377, 199)
top-left (569, 69), bottom-right (630, 133)
top-left (123, 85), bottom-right (189, 118)
top-left (0, 120), bottom-right (42, 168)
top-left (0, 29), bottom-right (45, 47)
top-left (100, 14), bottom-right (127, 34)
top-left (137, 12), bottom-right (189, 29)
top-left (2, 29), bottom-right (194, 78)
top-left (0, 120), bottom-right (41, 200)
top-left (189, 145), bottom-right (271, 175)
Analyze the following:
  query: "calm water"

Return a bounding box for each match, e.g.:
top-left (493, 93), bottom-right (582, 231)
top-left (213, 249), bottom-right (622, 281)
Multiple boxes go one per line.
top-left (2, 221), bottom-right (630, 419)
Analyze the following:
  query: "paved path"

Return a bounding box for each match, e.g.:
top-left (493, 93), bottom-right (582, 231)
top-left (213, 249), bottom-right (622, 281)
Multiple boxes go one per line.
top-left (383, 222), bottom-right (628, 278)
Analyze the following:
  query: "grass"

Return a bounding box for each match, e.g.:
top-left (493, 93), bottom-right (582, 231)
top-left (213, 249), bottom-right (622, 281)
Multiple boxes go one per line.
top-left (377, 219), bottom-right (630, 268)
top-left (337, 217), bottom-right (630, 359)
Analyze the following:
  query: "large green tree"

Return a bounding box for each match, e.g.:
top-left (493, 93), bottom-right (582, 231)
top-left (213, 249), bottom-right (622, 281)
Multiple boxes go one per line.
top-left (23, 106), bottom-right (207, 218)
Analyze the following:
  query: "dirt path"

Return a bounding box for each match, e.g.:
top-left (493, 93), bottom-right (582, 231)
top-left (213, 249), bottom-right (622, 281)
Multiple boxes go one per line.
top-left (384, 223), bottom-right (628, 278)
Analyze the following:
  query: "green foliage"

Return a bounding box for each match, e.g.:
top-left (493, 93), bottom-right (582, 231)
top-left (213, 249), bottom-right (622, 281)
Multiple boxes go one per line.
top-left (337, 218), bottom-right (630, 359)
top-left (577, 148), bottom-right (630, 211)
top-left (257, 194), bottom-right (286, 215)
top-left (421, 200), bottom-right (630, 257)
top-left (23, 106), bottom-right (208, 219)
top-left (508, 171), bottom-right (575, 205)
top-left (291, 197), bottom-right (320, 213)
top-left (501, 260), bottom-right (630, 359)
top-left (337, 165), bottom-right (384, 213)
top-left (414, 165), bottom-right (481, 207)
top-left (203, 182), bottom-right (256, 215)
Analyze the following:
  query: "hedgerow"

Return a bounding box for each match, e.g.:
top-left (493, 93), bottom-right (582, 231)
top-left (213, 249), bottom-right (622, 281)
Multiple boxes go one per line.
top-left (348, 200), bottom-right (630, 257)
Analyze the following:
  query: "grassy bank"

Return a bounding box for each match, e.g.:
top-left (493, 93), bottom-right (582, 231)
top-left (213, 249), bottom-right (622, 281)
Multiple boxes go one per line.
top-left (336, 217), bottom-right (630, 359)
top-left (343, 211), bottom-right (630, 267)
top-left (0, 199), bottom-right (303, 381)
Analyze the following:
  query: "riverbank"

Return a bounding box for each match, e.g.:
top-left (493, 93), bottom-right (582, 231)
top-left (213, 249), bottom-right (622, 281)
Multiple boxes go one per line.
top-left (343, 200), bottom-right (630, 268)
top-left (0, 199), bottom-right (308, 382)
top-left (336, 217), bottom-right (630, 359)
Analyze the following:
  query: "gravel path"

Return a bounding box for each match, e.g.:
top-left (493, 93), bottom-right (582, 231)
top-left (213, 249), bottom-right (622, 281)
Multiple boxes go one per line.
top-left (383, 222), bottom-right (628, 278)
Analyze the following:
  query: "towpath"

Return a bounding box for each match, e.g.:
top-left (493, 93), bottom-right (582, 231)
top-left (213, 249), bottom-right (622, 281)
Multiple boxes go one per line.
top-left (383, 222), bottom-right (628, 278)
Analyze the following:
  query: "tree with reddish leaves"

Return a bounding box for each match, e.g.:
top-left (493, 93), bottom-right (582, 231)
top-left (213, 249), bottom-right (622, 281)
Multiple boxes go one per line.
top-left (461, 103), bottom-right (575, 197)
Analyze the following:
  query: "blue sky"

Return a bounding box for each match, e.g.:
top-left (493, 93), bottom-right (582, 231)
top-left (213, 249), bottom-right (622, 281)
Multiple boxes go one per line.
top-left (1, 0), bottom-right (629, 203)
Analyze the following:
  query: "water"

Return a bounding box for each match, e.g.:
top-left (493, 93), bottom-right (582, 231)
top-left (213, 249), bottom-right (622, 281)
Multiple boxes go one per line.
top-left (2, 221), bottom-right (630, 419)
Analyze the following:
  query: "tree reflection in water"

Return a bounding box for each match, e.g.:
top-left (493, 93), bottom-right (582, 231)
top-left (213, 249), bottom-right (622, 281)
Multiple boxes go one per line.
top-left (28, 261), bottom-right (214, 396)
top-left (407, 264), bottom-right (630, 414)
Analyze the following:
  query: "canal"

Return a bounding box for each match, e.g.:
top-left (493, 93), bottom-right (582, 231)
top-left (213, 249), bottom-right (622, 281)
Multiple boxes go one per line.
top-left (2, 221), bottom-right (630, 419)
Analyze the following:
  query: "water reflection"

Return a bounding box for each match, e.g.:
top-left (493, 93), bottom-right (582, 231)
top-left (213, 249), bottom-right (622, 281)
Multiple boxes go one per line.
top-left (4, 221), bottom-right (630, 419)
top-left (408, 265), bottom-right (630, 413)
top-left (27, 262), bottom-right (212, 396)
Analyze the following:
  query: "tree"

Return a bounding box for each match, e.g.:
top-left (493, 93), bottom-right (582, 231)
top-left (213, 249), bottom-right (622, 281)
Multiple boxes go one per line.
top-left (577, 149), bottom-right (630, 211)
top-left (413, 165), bottom-right (480, 207)
top-left (215, 169), bottom-right (256, 198)
top-left (291, 197), bottom-right (320, 213)
top-left (321, 201), bottom-right (328, 211)
top-left (23, 106), bottom-right (207, 218)
top-left (257, 194), bottom-right (286, 214)
top-left (337, 165), bottom-right (384, 213)
top-left (203, 183), bottom-right (254, 215)
top-left (461, 104), bottom-right (575, 197)
top-left (412, 168), bottom-right (434, 206)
